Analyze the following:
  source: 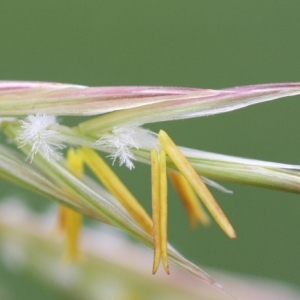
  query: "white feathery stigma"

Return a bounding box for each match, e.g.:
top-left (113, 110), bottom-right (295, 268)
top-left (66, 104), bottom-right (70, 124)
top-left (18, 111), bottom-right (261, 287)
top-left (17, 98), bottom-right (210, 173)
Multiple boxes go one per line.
top-left (95, 125), bottom-right (157, 170)
top-left (16, 113), bottom-right (65, 162)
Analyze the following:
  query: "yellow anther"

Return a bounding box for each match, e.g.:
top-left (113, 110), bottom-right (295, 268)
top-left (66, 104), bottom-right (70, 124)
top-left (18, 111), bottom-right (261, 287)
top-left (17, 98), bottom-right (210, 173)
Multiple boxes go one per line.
top-left (67, 147), bottom-right (84, 178)
top-left (158, 130), bottom-right (236, 239)
top-left (58, 148), bottom-right (84, 263)
top-left (151, 149), bottom-right (161, 274)
top-left (151, 149), bottom-right (169, 274)
top-left (169, 171), bottom-right (210, 228)
top-left (63, 206), bottom-right (82, 263)
top-left (77, 147), bottom-right (153, 235)
top-left (159, 150), bottom-right (169, 274)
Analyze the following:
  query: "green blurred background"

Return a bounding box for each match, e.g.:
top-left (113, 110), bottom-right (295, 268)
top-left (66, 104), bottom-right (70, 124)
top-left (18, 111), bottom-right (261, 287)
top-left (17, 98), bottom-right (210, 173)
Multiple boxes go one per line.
top-left (0, 0), bottom-right (300, 298)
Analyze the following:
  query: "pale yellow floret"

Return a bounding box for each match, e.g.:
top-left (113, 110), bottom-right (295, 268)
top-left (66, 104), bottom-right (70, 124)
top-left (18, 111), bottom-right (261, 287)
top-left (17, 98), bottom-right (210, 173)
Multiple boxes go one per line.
top-left (58, 130), bottom-right (234, 274)
top-left (169, 171), bottom-right (210, 228)
top-left (77, 147), bottom-right (153, 235)
top-left (158, 130), bottom-right (236, 239)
